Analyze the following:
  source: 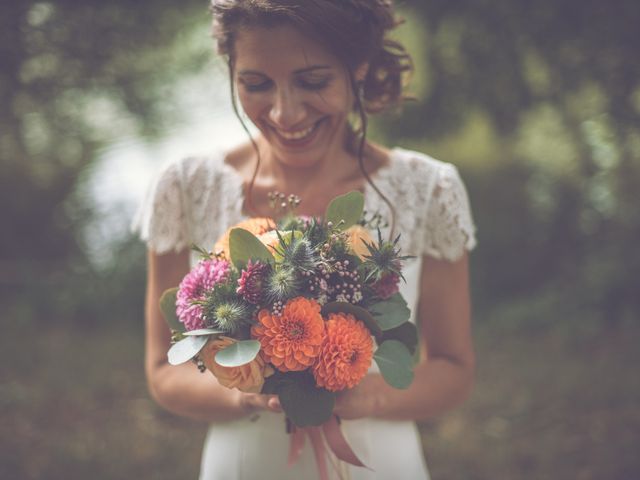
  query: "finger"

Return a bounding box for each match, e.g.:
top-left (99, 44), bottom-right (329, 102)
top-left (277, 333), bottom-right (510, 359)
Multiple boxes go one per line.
top-left (267, 396), bottom-right (282, 412)
top-left (239, 394), bottom-right (257, 413)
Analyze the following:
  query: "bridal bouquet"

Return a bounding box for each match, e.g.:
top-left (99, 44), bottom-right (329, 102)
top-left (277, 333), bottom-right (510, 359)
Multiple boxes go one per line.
top-left (160, 191), bottom-right (417, 427)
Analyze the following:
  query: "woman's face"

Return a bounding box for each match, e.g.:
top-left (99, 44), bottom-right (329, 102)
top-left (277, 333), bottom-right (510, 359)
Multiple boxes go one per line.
top-left (233, 24), bottom-right (355, 169)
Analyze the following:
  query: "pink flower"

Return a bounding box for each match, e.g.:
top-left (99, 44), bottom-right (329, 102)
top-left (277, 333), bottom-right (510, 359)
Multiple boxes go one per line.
top-left (176, 259), bottom-right (231, 331)
top-left (298, 215), bottom-right (315, 227)
top-left (237, 260), bottom-right (269, 304)
top-left (371, 272), bottom-right (400, 300)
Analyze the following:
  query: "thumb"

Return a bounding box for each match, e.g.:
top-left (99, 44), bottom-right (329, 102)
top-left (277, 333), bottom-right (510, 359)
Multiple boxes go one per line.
top-left (267, 396), bottom-right (282, 411)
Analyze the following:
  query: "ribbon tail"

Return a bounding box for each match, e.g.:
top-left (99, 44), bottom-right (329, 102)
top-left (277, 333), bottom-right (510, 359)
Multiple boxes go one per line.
top-left (288, 425), bottom-right (306, 467)
top-left (308, 426), bottom-right (330, 480)
top-left (322, 415), bottom-right (370, 470)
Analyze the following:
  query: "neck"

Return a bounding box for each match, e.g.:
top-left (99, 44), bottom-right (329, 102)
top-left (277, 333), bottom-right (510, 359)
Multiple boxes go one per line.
top-left (256, 136), bottom-right (360, 196)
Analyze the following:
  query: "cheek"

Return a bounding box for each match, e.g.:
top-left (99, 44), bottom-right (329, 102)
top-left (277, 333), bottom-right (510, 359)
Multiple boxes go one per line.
top-left (237, 91), bottom-right (266, 121)
top-left (315, 85), bottom-right (354, 117)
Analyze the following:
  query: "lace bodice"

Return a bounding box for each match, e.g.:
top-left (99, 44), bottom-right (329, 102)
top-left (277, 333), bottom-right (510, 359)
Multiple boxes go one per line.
top-left (132, 147), bottom-right (476, 261)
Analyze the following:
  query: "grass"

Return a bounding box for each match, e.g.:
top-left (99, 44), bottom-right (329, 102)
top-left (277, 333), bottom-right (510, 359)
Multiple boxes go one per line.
top-left (0, 323), bottom-right (204, 480)
top-left (422, 320), bottom-right (640, 480)
top-left (1, 317), bottom-right (638, 479)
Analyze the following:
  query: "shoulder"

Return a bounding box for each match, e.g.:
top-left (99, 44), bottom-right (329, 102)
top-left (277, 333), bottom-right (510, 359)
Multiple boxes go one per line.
top-left (155, 149), bottom-right (231, 186)
top-left (396, 149), bottom-right (476, 261)
top-left (132, 148), bottom-right (245, 254)
top-left (388, 147), bottom-right (463, 186)
top-left (377, 147), bottom-right (477, 260)
top-left (166, 148), bottom-right (244, 224)
top-left (223, 141), bottom-right (257, 181)
top-left (150, 149), bottom-right (247, 207)
top-left (376, 147), bottom-right (467, 210)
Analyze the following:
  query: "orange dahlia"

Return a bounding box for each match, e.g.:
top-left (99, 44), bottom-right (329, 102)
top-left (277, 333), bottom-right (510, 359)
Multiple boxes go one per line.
top-left (214, 217), bottom-right (276, 259)
top-left (251, 297), bottom-right (325, 372)
top-left (313, 313), bottom-right (374, 392)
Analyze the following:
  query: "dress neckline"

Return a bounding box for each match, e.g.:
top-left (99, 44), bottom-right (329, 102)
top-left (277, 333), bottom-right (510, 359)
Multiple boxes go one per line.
top-left (216, 147), bottom-right (404, 220)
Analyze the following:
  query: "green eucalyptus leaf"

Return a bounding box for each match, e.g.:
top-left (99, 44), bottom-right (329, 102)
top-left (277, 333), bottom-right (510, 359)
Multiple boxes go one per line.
top-left (182, 328), bottom-right (225, 336)
top-left (214, 339), bottom-right (261, 367)
top-left (229, 228), bottom-right (275, 270)
top-left (321, 301), bottom-right (381, 336)
top-left (325, 191), bottom-right (365, 231)
top-left (369, 293), bottom-right (411, 331)
top-left (167, 336), bottom-right (207, 365)
top-left (378, 322), bottom-right (418, 355)
top-left (159, 287), bottom-right (184, 333)
top-left (278, 372), bottom-right (335, 427)
top-left (373, 340), bottom-right (414, 389)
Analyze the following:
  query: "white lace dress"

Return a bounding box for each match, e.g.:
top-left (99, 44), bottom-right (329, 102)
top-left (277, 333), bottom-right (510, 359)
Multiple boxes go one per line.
top-left (133, 147), bottom-right (476, 480)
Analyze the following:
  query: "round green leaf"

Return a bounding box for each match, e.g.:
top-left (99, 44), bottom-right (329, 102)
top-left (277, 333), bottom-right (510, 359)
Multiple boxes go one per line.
top-left (167, 336), bottom-right (207, 365)
top-left (278, 372), bottom-right (335, 427)
top-left (378, 321), bottom-right (418, 355)
top-left (322, 301), bottom-right (381, 336)
top-left (373, 340), bottom-right (414, 389)
top-left (325, 191), bottom-right (365, 231)
top-left (229, 228), bottom-right (275, 270)
top-left (159, 287), bottom-right (184, 332)
top-left (182, 328), bottom-right (224, 336)
top-left (214, 339), bottom-right (261, 367)
top-left (369, 293), bottom-right (411, 331)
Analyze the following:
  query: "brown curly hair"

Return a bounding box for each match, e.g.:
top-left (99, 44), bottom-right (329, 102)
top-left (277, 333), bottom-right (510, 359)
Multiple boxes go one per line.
top-left (210, 0), bottom-right (413, 230)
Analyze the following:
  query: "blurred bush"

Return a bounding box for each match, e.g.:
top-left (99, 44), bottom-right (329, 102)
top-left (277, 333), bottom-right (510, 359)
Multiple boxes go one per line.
top-left (0, 0), bottom-right (209, 326)
top-left (377, 0), bottom-right (640, 329)
top-left (1, 0), bottom-right (638, 330)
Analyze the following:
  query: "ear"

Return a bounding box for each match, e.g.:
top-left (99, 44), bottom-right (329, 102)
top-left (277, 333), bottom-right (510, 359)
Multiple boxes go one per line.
top-left (354, 62), bottom-right (369, 83)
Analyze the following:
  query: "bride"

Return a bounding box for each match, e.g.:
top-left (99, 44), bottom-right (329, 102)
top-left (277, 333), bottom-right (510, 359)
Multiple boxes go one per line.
top-left (134, 1), bottom-right (477, 478)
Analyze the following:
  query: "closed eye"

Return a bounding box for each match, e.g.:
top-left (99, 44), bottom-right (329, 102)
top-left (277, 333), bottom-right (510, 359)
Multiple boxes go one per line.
top-left (240, 78), bottom-right (272, 92)
top-left (297, 76), bottom-right (331, 91)
top-left (237, 71), bottom-right (332, 93)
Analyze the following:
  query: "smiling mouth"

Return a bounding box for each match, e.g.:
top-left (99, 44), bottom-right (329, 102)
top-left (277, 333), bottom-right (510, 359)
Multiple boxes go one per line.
top-left (271, 118), bottom-right (325, 146)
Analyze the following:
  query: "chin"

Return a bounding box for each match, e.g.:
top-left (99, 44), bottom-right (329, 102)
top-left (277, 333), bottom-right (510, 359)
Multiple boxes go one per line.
top-left (260, 118), bottom-right (345, 169)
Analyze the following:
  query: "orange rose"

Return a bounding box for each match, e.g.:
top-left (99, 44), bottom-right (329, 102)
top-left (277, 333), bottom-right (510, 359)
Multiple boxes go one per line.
top-left (256, 230), bottom-right (302, 259)
top-left (200, 336), bottom-right (273, 393)
top-left (214, 217), bottom-right (276, 259)
top-left (256, 230), bottom-right (281, 253)
top-left (345, 225), bottom-right (374, 260)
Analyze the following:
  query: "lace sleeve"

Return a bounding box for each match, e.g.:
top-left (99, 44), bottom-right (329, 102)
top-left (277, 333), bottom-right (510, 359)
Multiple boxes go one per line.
top-left (131, 159), bottom-right (191, 254)
top-left (422, 163), bottom-right (477, 261)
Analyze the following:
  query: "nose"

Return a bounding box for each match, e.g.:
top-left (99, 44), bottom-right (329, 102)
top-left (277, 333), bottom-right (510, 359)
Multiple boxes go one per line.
top-left (268, 88), bottom-right (306, 130)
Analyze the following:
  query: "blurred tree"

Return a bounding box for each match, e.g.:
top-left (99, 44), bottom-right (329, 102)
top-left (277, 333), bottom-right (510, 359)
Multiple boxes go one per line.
top-left (381, 0), bottom-right (640, 325)
top-left (0, 0), bottom-right (210, 324)
top-left (2, 0), bottom-right (638, 327)
top-left (396, 0), bottom-right (639, 137)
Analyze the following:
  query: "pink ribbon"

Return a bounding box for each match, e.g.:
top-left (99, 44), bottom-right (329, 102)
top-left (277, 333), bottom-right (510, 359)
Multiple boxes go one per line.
top-left (288, 416), bottom-right (370, 480)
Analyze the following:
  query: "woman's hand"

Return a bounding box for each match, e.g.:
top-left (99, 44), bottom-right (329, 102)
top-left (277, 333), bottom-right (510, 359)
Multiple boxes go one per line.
top-left (237, 392), bottom-right (283, 415)
top-left (333, 254), bottom-right (475, 422)
top-left (332, 374), bottom-right (387, 420)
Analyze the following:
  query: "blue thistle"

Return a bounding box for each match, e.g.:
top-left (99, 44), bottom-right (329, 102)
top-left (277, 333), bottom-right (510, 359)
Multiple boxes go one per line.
top-left (211, 300), bottom-right (252, 334)
top-left (276, 230), bottom-right (320, 273)
top-left (266, 266), bottom-right (302, 304)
